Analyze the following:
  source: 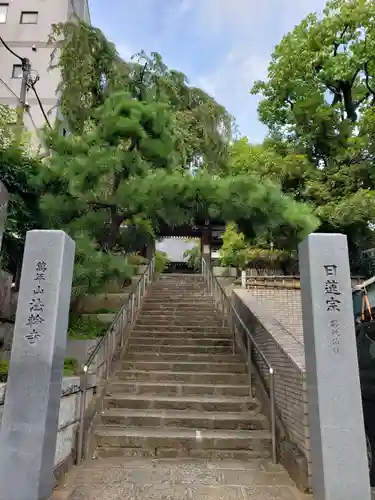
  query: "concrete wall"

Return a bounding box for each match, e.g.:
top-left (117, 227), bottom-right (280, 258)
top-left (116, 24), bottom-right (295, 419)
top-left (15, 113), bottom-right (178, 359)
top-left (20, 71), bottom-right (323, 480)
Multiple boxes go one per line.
top-left (0, 0), bottom-right (90, 133)
top-left (0, 375), bottom-right (96, 477)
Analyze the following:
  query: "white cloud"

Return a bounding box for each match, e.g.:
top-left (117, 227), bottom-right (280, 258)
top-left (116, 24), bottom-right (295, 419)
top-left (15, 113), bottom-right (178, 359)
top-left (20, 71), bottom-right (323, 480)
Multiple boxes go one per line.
top-left (182, 0), bottom-right (328, 140)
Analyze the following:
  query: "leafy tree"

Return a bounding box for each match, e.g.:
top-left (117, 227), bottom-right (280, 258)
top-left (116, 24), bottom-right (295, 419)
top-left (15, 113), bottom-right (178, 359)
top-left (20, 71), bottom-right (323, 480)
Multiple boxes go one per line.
top-left (40, 87), bottom-right (317, 276)
top-left (220, 223), bottom-right (249, 270)
top-left (49, 21), bottom-right (234, 171)
top-left (0, 108), bottom-right (43, 279)
top-left (252, 0), bottom-right (375, 166)
top-left (183, 239), bottom-right (201, 272)
top-left (249, 0), bottom-right (375, 274)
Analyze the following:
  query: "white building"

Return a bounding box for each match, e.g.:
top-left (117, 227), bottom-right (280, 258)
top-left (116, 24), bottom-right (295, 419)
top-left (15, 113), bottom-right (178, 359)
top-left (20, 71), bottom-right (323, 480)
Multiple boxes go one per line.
top-left (0, 0), bottom-right (90, 136)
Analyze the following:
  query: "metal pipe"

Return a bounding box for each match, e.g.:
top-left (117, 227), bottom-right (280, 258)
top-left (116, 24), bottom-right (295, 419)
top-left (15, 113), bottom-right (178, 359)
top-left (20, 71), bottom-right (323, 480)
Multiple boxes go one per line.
top-left (120, 308), bottom-right (124, 347)
top-left (247, 335), bottom-right (252, 397)
top-left (131, 293), bottom-right (135, 323)
top-left (232, 318), bottom-right (236, 355)
top-left (269, 368), bottom-right (277, 463)
top-left (105, 336), bottom-right (110, 379)
top-left (77, 367), bottom-right (88, 464)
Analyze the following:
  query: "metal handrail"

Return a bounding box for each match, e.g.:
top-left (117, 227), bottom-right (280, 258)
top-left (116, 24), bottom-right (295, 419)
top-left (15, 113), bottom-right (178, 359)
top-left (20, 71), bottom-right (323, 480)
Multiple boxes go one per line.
top-left (76, 256), bottom-right (156, 464)
top-left (201, 258), bottom-right (277, 463)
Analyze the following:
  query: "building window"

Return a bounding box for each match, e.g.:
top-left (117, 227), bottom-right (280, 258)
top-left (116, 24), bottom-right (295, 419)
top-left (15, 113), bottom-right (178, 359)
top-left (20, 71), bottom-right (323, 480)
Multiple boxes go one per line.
top-left (20, 11), bottom-right (38, 24)
top-left (12, 65), bottom-right (22, 79)
top-left (0, 3), bottom-right (8, 23)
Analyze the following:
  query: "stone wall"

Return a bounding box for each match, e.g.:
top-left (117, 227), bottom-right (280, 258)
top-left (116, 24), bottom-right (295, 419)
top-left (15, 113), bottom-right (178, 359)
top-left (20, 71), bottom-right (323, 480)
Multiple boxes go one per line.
top-left (0, 271), bottom-right (12, 319)
top-left (0, 376), bottom-right (96, 479)
top-left (233, 289), bottom-right (310, 491)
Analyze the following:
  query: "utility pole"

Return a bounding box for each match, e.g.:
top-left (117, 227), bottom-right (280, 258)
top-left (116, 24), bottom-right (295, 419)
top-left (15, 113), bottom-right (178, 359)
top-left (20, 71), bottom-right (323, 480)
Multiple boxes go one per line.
top-left (16, 57), bottom-right (31, 133)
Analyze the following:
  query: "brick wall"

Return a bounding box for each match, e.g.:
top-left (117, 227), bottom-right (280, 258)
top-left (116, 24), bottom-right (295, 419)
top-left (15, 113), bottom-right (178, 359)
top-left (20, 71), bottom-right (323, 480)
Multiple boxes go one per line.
top-left (233, 289), bottom-right (311, 489)
top-left (248, 288), bottom-right (303, 343)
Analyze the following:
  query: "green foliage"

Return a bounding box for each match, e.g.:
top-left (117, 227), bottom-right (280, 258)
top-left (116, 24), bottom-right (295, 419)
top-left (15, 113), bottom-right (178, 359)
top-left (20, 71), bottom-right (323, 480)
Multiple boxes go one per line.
top-left (127, 253), bottom-right (148, 266)
top-left (249, 0), bottom-right (375, 270)
top-left (0, 359), bottom-right (9, 383)
top-left (252, 0), bottom-right (375, 165)
top-left (70, 234), bottom-right (134, 311)
top-left (183, 240), bottom-right (201, 272)
top-left (155, 250), bottom-right (169, 273)
top-left (49, 21), bottom-right (234, 170)
top-left (220, 223), bottom-right (292, 271)
top-left (68, 314), bottom-right (108, 340)
top-left (220, 224), bottom-right (249, 270)
top-left (64, 358), bottom-right (79, 376)
top-left (246, 248), bottom-right (290, 270)
top-left (0, 109), bottom-right (44, 278)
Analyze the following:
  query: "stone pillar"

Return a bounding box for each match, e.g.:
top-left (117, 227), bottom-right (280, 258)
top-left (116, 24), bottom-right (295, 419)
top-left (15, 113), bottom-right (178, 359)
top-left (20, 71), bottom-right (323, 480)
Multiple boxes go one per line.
top-left (0, 230), bottom-right (75, 500)
top-left (299, 233), bottom-right (371, 500)
top-left (201, 225), bottom-right (211, 267)
top-left (146, 237), bottom-right (156, 260)
top-left (0, 181), bottom-right (8, 252)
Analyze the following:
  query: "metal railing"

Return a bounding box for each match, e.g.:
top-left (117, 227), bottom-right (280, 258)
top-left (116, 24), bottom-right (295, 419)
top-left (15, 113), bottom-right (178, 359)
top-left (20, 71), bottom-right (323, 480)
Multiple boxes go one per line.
top-left (201, 258), bottom-right (277, 463)
top-left (76, 256), bottom-right (156, 464)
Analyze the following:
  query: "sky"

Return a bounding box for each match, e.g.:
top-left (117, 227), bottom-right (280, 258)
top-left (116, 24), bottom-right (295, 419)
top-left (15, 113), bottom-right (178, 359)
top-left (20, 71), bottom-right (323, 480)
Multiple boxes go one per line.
top-left (88, 0), bottom-right (327, 143)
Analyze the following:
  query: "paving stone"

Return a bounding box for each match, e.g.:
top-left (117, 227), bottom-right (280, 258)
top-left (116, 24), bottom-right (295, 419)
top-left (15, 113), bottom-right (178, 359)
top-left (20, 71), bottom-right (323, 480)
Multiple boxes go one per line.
top-left (190, 485), bottom-right (243, 500)
top-left (242, 486), bottom-right (301, 499)
top-left (68, 483), bottom-right (135, 500)
top-left (135, 484), bottom-right (190, 499)
top-left (221, 469), bottom-right (294, 487)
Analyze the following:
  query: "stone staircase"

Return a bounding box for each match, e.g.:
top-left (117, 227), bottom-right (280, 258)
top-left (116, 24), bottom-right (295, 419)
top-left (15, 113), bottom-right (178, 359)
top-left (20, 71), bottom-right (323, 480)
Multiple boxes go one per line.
top-left (93, 274), bottom-right (272, 459)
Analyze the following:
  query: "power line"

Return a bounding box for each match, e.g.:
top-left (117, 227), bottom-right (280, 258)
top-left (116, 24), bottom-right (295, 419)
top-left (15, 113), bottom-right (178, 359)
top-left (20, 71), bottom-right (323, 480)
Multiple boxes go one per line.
top-left (0, 35), bottom-right (24, 62)
top-left (1, 36), bottom-right (52, 132)
top-left (0, 76), bottom-right (21, 102)
top-left (29, 83), bottom-right (52, 129)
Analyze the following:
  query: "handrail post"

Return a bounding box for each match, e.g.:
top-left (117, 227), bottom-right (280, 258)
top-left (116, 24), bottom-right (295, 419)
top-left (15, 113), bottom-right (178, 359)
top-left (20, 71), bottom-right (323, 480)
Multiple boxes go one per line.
top-left (269, 368), bottom-right (277, 463)
top-left (77, 367), bottom-right (88, 464)
top-left (247, 335), bottom-right (252, 397)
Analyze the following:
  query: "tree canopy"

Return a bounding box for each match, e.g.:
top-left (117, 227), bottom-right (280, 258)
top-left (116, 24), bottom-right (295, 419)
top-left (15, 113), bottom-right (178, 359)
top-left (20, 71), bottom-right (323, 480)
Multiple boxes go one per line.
top-left (1, 18), bottom-right (320, 297)
top-left (49, 21), bottom-right (234, 172)
top-left (242, 0), bottom-right (375, 274)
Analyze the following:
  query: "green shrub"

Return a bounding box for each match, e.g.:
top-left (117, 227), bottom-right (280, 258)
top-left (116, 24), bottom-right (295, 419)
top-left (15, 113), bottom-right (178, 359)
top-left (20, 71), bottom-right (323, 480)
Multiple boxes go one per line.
top-left (183, 242), bottom-right (201, 272)
top-left (68, 314), bottom-right (108, 340)
top-left (64, 357), bottom-right (78, 376)
top-left (155, 250), bottom-right (169, 273)
top-left (127, 252), bottom-right (148, 266)
top-left (0, 358), bottom-right (78, 380)
top-left (0, 359), bottom-right (9, 383)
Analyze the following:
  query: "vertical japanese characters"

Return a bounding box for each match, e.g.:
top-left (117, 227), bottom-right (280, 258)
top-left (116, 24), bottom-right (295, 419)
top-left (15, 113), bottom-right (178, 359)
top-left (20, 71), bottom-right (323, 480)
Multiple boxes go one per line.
top-left (25, 260), bottom-right (47, 344)
top-left (324, 264), bottom-right (341, 354)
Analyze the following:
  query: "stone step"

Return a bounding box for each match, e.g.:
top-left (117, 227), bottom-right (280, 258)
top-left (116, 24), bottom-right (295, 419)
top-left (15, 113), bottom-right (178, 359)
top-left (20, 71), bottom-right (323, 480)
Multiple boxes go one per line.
top-left (132, 325), bottom-right (230, 333)
top-left (129, 336), bottom-right (232, 347)
top-left (94, 427), bottom-right (271, 458)
top-left (104, 394), bottom-right (256, 412)
top-left (121, 360), bottom-right (246, 373)
top-left (107, 380), bottom-right (249, 397)
top-left (144, 299), bottom-right (214, 305)
top-left (100, 408), bottom-right (266, 430)
top-left (142, 304), bottom-right (215, 311)
top-left (116, 370), bottom-right (248, 385)
top-left (125, 352), bottom-right (241, 363)
top-left (127, 343), bottom-right (233, 354)
top-left (139, 311), bottom-right (220, 320)
top-left (130, 328), bottom-right (232, 338)
top-left (135, 318), bottom-right (224, 326)
top-left (94, 446), bottom-right (270, 460)
top-left (145, 294), bottom-right (210, 300)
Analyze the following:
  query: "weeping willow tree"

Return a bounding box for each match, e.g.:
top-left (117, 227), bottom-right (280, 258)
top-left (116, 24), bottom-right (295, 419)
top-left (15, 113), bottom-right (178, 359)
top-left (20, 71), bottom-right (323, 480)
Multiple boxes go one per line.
top-left (49, 20), bottom-right (234, 171)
